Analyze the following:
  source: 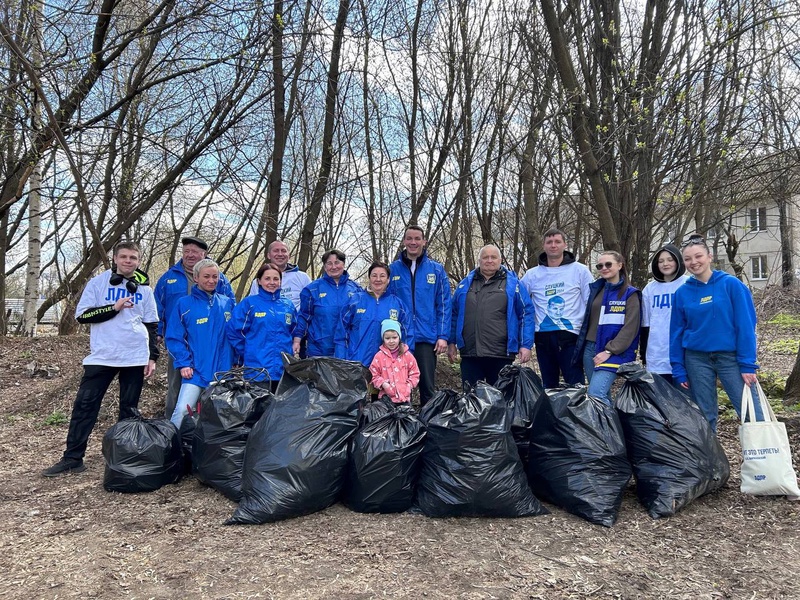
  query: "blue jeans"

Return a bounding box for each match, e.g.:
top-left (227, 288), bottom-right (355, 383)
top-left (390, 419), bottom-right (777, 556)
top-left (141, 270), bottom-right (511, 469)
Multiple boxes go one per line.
top-left (170, 383), bottom-right (203, 428)
top-left (582, 341), bottom-right (616, 405)
top-left (683, 350), bottom-right (764, 432)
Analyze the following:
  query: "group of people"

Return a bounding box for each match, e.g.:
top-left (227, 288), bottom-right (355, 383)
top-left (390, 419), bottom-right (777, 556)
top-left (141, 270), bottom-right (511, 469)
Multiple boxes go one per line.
top-left (42, 226), bottom-right (761, 477)
top-left (520, 229), bottom-right (760, 431)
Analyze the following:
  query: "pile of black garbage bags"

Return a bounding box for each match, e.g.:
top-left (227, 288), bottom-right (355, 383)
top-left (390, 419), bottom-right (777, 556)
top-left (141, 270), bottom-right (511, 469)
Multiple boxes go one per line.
top-left (101, 358), bottom-right (729, 527)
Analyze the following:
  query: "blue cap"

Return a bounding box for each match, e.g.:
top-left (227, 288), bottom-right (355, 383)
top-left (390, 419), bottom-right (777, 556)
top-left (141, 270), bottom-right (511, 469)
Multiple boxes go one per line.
top-left (380, 319), bottom-right (401, 340)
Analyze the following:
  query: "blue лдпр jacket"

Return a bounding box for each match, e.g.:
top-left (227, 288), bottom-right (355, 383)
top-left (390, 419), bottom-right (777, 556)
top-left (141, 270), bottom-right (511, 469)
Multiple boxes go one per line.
top-left (294, 271), bottom-right (362, 357)
top-left (155, 259), bottom-right (235, 337)
top-left (226, 286), bottom-right (297, 382)
top-left (334, 290), bottom-right (415, 367)
top-left (388, 249), bottom-right (452, 345)
top-left (165, 284), bottom-right (236, 387)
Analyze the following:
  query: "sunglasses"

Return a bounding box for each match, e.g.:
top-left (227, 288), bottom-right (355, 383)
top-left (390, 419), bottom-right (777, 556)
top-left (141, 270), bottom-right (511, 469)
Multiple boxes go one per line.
top-left (595, 262), bottom-right (615, 270)
top-left (681, 236), bottom-right (708, 249)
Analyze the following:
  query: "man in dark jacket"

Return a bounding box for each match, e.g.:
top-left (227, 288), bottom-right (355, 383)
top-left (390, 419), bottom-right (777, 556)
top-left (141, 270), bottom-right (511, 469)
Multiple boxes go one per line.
top-left (449, 245), bottom-right (535, 387)
top-left (389, 226), bottom-right (452, 405)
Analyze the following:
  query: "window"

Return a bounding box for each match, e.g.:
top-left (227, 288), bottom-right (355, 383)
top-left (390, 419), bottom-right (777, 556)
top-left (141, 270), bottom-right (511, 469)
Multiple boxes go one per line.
top-left (749, 207), bottom-right (767, 232)
top-left (751, 256), bottom-right (768, 280)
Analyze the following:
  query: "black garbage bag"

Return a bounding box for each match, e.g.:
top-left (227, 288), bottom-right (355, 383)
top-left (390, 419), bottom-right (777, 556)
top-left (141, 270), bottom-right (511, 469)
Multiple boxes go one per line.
top-left (192, 369), bottom-right (272, 501)
top-left (527, 386), bottom-right (631, 527)
top-left (102, 411), bottom-right (182, 493)
top-left (359, 396), bottom-right (395, 426)
top-left (414, 383), bottom-right (548, 518)
top-left (344, 404), bottom-right (427, 513)
top-left (178, 403), bottom-right (201, 476)
top-left (494, 365), bottom-right (546, 464)
top-left (227, 356), bottom-right (364, 524)
top-left (615, 363), bottom-right (730, 519)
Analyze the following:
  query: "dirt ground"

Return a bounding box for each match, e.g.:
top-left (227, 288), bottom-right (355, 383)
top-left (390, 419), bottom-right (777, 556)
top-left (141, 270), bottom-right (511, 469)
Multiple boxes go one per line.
top-left (1, 332), bottom-right (799, 600)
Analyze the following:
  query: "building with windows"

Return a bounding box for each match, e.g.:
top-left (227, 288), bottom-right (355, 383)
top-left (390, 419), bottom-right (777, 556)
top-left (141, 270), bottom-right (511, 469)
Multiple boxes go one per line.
top-left (706, 199), bottom-right (800, 288)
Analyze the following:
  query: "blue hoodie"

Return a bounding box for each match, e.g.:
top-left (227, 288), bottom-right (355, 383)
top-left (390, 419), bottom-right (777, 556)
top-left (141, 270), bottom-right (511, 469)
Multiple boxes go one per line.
top-left (334, 290), bottom-right (415, 367)
top-left (450, 266), bottom-right (535, 354)
top-left (226, 286), bottom-right (297, 381)
top-left (165, 285), bottom-right (236, 387)
top-left (294, 271), bottom-right (362, 357)
top-left (669, 270), bottom-right (758, 384)
top-left (388, 249), bottom-right (452, 345)
top-left (155, 260), bottom-right (235, 336)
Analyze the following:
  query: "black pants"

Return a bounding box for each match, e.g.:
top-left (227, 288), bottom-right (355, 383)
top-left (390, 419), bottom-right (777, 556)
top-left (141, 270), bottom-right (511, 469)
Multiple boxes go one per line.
top-left (412, 342), bottom-right (437, 406)
top-left (164, 353), bottom-right (182, 419)
top-left (460, 356), bottom-right (513, 388)
top-left (656, 372), bottom-right (675, 386)
top-left (63, 364), bottom-right (144, 461)
top-left (534, 330), bottom-right (584, 388)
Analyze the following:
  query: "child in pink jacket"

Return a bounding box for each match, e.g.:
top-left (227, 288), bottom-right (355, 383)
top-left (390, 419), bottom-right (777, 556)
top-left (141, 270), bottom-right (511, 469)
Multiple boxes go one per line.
top-left (369, 319), bottom-right (420, 404)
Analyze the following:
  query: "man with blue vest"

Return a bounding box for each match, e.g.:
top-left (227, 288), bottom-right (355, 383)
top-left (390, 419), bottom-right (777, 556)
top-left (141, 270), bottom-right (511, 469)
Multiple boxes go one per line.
top-left (448, 244), bottom-right (535, 387)
top-left (389, 226), bottom-right (452, 406)
top-left (154, 236), bottom-right (235, 418)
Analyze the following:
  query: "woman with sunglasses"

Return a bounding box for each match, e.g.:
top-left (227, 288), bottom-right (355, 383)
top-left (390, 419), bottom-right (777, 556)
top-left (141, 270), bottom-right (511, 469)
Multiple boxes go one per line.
top-left (670, 235), bottom-right (762, 432)
top-left (573, 251), bottom-right (641, 404)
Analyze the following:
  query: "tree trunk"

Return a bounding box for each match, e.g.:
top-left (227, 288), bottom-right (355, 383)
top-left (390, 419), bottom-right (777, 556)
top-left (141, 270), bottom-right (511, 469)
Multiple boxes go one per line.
top-left (777, 184), bottom-right (793, 288)
top-left (297, 0), bottom-right (350, 269)
top-left (237, 6), bottom-right (286, 298)
top-left (784, 344), bottom-right (800, 403)
top-left (21, 0), bottom-right (43, 337)
top-left (538, 0), bottom-right (620, 254)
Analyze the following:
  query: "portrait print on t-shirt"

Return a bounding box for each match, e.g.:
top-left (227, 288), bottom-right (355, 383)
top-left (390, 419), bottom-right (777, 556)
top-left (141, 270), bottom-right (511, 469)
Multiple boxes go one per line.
top-left (539, 295), bottom-right (572, 332)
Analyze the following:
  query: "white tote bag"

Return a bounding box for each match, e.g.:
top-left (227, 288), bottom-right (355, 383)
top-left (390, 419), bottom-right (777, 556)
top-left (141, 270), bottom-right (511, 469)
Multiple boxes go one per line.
top-left (739, 383), bottom-right (800, 498)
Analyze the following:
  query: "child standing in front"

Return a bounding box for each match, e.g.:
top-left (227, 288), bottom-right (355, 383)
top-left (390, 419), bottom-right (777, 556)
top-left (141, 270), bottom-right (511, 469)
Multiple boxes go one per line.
top-left (369, 319), bottom-right (420, 405)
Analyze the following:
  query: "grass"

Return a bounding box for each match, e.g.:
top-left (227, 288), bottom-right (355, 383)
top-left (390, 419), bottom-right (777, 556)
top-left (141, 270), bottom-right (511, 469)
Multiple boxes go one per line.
top-left (718, 384), bottom-right (800, 423)
top-left (43, 411), bottom-right (68, 426)
top-left (767, 313), bottom-right (800, 328)
top-left (764, 339), bottom-right (800, 355)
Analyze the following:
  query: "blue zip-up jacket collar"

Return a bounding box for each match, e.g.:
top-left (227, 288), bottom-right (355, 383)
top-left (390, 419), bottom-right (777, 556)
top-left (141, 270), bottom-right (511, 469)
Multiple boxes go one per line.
top-left (389, 249), bottom-right (452, 344)
top-left (164, 284), bottom-right (235, 387)
top-left (450, 266), bottom-right (535, 354)
top-left (226, 285), bottom-right (296, 381)
top-left (256, 286), bottom-right (282, 302)
top-left (334, 289), bottom-right (415, 367)
top-left (154, 259), bottom-right (235, 336)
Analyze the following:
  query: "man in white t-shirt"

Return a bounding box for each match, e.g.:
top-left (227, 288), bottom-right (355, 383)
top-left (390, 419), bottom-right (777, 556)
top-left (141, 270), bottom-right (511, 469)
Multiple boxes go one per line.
top-left (248, 240), bottom-right (311, 310)
top-left (520, 228), bottom-right (593, 388)
top-left (43, 242), bottom-right (160, 477)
